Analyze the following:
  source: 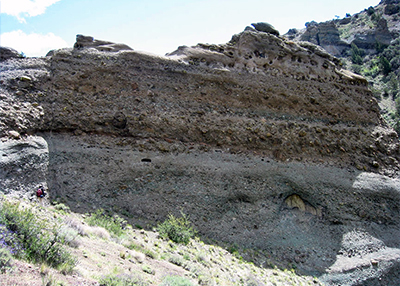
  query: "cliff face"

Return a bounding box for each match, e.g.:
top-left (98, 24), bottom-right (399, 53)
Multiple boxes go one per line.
top-left (1, 30), bottom-right (400, 285)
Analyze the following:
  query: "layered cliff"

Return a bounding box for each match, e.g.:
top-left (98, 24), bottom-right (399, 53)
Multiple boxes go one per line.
top-left (1, 29), bottom-right (400, 285)
top-left (2, 31), bottom-right (399, 174)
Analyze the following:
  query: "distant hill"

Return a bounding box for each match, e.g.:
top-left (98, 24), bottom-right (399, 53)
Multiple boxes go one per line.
top-left (285, 0), bottom-right (400, 135)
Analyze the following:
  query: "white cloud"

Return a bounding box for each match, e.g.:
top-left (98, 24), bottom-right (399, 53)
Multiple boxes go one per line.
top-left (0, 0), bottom-right (61, 23)
top-left (0, 30), bottom-right (68, 57)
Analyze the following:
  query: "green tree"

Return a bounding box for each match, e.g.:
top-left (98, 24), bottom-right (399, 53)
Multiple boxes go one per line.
top-left (366, 6), bottom-right (375, 16)
top-left (351, 43), bottom-right (364, 65)
top-left (379, 56), bottom-right (392, 75)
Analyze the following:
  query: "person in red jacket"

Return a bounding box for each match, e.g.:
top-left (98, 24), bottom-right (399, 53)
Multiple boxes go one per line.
top-left (36, 186), bottom-right (46, 205)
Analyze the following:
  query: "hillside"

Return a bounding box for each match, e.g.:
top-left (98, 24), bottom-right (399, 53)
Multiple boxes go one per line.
top-left (1, 198), bottom-right (324, 286)
top-left (1, 19), bottom-right (400, 286)
top-left (285, 0), bottom-right (400, 135)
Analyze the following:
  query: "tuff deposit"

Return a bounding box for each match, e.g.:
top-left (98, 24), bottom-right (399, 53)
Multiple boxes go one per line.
top-left (1, 29), bottom-right (400, 285)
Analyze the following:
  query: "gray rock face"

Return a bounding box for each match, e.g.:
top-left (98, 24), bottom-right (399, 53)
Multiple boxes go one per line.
top-left (3, 133), bottom-right (399, 285)
top-left (0, 136), bottom-right (48, 200)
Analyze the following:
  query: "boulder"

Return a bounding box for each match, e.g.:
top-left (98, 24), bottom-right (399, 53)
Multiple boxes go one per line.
top-left (73, 34), bottom-right (133, 52)
top-left (251, 22), bottom-right (280, 36)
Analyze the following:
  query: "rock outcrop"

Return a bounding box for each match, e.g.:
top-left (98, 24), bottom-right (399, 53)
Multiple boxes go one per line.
top-left (0, 47), bottom-right (22, 62)
top-left (1, 30), bottom-right (400, 285)
top-left (285, 1), bottom-right (400, 56)
top-left (298, 21), bottom-right (350, 56)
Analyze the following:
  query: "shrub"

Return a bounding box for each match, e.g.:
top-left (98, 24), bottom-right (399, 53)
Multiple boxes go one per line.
top-left (99, 274), bottom-right (148, 286)
top-left (53, 203), bottom-right (71, 214)
top-left (157, 212), bottom-right (196, 245)
top-left (88, 226), bottom-right (111, 240)
top-left (142, 264), bottom-right (154, 275)
top-left (160, 276), bottom-right (194, 286)
top-left (85, 209), bottom-right (126, 237)
top-left (0, 247), bottom-right (13, 273)
top-left (0, 200), bottom-right (76, 272)
top-left (63, 216), bottom-right (88, 236)
top-left (168, 255), bottom-right (184, 266)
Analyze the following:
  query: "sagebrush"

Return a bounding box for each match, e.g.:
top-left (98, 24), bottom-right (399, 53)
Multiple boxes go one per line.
top-left (157, 212), bottom-right (196, 245)
top-left (0, 200), bottom-right (76, 272)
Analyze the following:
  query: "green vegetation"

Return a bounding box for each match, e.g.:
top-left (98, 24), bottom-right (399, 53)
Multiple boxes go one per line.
top-left (351, 43), bottom-right (364, 65)
top-left (0, 200), bottom-right (76, 273)
top-left (157, 212), bottom-right (196, 245)
top-left (0, 247), bottom-right (13, 274)
top-left (99, 274), bottom-right (148, 286)
top-left (160, 276), bottom-right (194, 286)
top-left (381, 38), bottom-right (400, 72)
top-left (85, 208), bottom-right (127, 237)
top-left (380, 56), bottom-right (392, 75)
top-left (366, 6), bottom-right (375, 16)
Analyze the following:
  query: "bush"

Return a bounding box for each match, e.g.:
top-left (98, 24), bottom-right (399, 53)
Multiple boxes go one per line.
top-left (85, 209), bottom-right (126, 237)
top-left (99, 274), bottom-right (148, 286)
top-left (160, 276), bottom-right (194, 286)
top-left (0, 200), bottom-right (77, 272)
top-left (0, 247), bottom-right (13, 273)
top-left (157, 212), bottom-right (196, 245)
top-left (53, 203), bottom-right (71, 214)
top-left (168, 255), bottom-right (184, 266)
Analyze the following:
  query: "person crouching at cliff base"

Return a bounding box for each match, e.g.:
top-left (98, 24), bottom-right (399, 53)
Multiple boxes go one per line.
top-left (36, 186), bottom-right (46, 206)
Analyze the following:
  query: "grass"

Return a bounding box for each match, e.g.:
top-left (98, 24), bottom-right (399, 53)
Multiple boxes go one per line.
top-left (160, 276), bottom-right (194, 286)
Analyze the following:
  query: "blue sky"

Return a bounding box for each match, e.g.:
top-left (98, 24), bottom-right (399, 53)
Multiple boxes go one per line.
top-left (1, 0), bottom-right (381, 57)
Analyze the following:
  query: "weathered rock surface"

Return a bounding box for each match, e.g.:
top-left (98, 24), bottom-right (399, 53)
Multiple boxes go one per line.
top-left (1, 29), bottom-right (400, 285)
